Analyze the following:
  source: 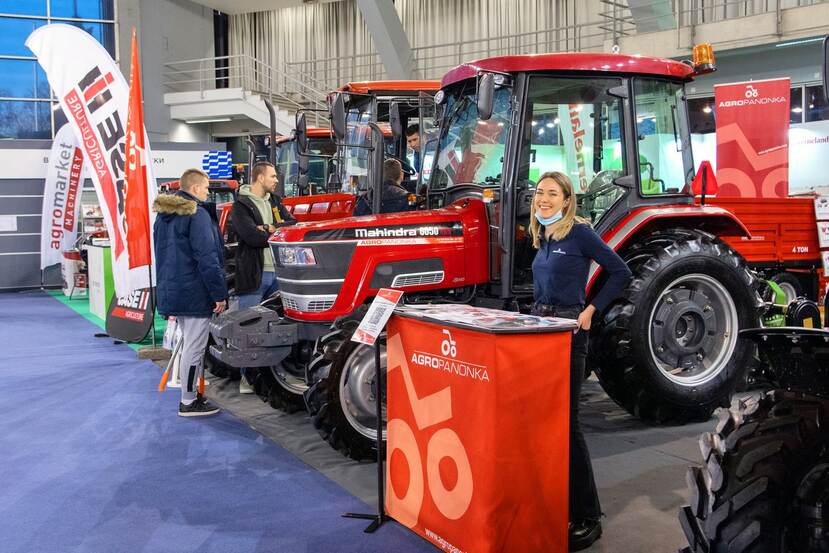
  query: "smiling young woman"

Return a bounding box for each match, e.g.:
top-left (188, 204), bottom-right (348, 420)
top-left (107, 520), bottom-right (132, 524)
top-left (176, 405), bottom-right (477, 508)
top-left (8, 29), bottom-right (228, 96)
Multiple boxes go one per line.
top-left (528, 171), bottom-right (632, 551)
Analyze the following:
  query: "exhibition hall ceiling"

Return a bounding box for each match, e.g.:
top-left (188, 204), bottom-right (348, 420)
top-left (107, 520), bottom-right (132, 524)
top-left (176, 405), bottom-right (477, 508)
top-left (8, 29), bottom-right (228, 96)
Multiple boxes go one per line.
top-left (190, 0), bottom-right (343, 14)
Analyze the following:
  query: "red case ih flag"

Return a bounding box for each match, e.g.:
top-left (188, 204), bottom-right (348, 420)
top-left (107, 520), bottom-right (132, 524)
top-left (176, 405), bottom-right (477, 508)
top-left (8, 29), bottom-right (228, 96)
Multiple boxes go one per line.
top-left (714, 78), bottom-right (790, 198)
top-left (40, 123), bottom-right (85, 269)
top-left (124, 29), bottom-right (156, 270)
top-left (26, 24), bottom-right (156, 295)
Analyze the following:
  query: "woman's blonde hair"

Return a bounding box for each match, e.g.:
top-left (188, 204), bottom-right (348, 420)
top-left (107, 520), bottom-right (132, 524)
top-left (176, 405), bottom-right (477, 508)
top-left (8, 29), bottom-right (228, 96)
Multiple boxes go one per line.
top-left (529, 171), bottom-right (588, 248)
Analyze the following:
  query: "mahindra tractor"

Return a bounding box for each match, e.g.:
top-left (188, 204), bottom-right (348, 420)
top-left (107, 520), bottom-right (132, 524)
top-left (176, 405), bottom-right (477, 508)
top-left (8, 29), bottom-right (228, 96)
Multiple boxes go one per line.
top-left (211, 45), bottom-right (766, 460)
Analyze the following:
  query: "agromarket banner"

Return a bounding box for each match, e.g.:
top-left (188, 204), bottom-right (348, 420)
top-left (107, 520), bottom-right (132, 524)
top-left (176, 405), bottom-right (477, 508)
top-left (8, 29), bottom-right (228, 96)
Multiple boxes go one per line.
top-left (40, 124), bottom-right (85, 270)
top-left (26, 24), bottom-right (155, 296)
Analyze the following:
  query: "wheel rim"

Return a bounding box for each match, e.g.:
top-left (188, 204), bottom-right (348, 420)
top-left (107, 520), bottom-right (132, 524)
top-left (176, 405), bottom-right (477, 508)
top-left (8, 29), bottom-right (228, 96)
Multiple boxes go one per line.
top-left (270, 361), bottom-right (308, 395)
top-left (648, 273), bottom-right (739, 386)
top-left (777, 281), bottom-right (798, 305)
top-left (339, 343), bottom-right (387, 441)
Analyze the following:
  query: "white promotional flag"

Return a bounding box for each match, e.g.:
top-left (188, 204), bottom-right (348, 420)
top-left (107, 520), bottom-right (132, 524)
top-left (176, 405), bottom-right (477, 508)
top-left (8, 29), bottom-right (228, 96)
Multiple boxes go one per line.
top-left (26, 24), bottom-right (152, 296)
top-left (559, 103), bottom-right (596, 193)
top-left (40, 123), bottom-right (85, 269)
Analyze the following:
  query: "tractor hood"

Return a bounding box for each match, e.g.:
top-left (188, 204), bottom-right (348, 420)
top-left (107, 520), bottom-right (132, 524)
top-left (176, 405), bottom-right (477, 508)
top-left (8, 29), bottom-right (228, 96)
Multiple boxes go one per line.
top-left (267, 199), bottom-right (490, 321)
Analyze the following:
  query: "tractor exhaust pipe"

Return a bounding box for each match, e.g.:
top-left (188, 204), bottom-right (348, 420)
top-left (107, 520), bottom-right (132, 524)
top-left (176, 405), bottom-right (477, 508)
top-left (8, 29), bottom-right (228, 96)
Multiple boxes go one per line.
top-left (263, 99), bottom-right (283, 197)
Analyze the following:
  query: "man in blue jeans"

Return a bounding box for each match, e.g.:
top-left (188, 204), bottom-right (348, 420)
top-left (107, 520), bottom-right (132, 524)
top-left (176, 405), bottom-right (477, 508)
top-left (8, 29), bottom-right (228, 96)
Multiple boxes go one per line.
top-left (230, 161), bottom-right (295, 393)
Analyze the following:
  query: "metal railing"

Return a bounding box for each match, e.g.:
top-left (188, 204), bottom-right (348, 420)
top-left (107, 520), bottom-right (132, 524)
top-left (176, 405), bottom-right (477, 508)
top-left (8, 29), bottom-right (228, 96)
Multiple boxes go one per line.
top-left (162, 54), bottom-right (328, 115)
top-left (600, 0), bottom-right (829, 48)
top-left (286, 20), bottom-right (610, 90)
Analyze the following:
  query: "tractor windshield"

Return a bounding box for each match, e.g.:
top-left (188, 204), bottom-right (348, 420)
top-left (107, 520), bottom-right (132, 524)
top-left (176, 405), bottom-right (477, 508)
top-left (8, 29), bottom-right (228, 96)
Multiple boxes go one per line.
top-left (429, 84), bottom-right (512, 189)
top-left (517, 76), bottom-right (627, 225)
top-left (340, 94), bottom-right (374, 193)
top-left (275, 136), bottom-right (337, 197)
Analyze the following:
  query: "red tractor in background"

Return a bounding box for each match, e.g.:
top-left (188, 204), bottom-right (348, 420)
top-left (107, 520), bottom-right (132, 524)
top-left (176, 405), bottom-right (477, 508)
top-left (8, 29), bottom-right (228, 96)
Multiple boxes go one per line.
top-left (210, 46), bottom-right (822, 460)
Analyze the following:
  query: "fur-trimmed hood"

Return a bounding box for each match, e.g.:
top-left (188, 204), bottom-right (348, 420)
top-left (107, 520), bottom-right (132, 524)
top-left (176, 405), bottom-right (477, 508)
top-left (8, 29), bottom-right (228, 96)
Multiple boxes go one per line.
top-left (153, 193), bottom-right (197, 216)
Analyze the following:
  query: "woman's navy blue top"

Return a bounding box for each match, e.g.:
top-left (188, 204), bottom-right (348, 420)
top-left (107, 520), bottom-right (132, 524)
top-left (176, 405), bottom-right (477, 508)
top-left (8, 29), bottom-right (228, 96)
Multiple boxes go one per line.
top-left (532, 223), bottom-right (632, 311)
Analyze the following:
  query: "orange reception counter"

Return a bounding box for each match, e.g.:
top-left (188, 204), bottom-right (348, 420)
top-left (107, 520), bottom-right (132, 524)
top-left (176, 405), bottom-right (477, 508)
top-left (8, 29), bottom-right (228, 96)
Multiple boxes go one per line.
top-left (385, 304), bottom-right (577, 553)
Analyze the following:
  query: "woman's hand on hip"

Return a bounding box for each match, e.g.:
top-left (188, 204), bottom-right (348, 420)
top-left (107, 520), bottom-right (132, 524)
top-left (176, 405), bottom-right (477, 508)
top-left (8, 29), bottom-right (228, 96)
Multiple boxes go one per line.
top-left (576, 305), bottom-right (597, 332)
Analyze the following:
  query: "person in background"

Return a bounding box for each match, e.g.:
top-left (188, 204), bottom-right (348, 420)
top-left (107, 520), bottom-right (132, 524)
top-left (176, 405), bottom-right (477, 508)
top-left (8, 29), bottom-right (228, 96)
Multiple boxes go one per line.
top-left (529, 171), bottom-right (632, 551)
top-left (230, 161), bottom-right (296, 393)
top-left (353, 159), bottom-right (413, 216)
top-left (406, 124), bottom-right (422, 174)
top-left (154, 168), bottom-right (227, 417)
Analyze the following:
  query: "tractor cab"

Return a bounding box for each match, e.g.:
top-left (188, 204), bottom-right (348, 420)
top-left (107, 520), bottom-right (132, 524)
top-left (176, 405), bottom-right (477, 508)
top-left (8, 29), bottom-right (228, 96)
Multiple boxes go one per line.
top-left (427, 49), bottom-right (714, 297)
top-left (274, 128), bottom-right (337, 197)
top-left (321, 80), bottom-right (440, 208)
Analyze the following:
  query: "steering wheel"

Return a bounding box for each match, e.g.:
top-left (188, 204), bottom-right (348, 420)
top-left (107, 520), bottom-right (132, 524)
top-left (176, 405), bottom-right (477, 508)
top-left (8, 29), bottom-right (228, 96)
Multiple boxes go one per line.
top-left (581, 170), bottom-right (623, 202)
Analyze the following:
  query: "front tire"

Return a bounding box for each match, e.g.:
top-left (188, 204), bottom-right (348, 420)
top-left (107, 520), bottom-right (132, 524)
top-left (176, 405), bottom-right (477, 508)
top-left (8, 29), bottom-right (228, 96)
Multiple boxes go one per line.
top-left (679, 391), bottom-right (829, 552)
top-left (590, 229), bottom-right (760, 423)
top-left (304, 310), bottom-right (384, 461)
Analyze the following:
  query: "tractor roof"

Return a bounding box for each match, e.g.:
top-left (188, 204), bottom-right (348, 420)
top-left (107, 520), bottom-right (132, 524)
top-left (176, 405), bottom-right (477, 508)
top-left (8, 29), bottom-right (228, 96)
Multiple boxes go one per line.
top-left (275, 128), bottom-right (332, 144)
top-left (338, 80), bottom-right (442, 94)
top-left (441, 52), bottom-right (694, 87)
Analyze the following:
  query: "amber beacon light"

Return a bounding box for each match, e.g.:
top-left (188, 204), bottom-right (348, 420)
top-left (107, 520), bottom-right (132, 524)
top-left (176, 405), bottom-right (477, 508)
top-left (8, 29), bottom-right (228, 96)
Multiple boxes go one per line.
top-left (692, 43), bottom-right (716, 75)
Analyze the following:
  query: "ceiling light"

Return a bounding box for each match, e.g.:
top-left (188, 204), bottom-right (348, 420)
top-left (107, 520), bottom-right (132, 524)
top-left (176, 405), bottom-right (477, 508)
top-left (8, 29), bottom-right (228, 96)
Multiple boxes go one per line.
top-left (774, 37), bottom-right (824, 48)
top-left (792, 107), bottom-right (803, 113)
top-left (702, 105), bottom-right (712, 114)
top-left (546, 122), bottom-right (555, 128)
top-left (184, 117), bottom-right (232, 124)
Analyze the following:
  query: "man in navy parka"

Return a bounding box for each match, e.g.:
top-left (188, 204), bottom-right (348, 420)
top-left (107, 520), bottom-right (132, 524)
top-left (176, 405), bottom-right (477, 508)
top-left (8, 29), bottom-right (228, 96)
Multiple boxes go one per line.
top-left (153, 168), bottom-right (227, 417)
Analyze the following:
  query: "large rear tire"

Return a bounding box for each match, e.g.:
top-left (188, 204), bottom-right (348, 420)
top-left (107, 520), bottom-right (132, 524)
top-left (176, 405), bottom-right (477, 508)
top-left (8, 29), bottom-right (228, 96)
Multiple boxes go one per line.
top-left (304, 309), bottom-right (384, 461)
top-left (679, 391), bottom-right (829, 552)
top-left (590, 229), bottom-right (760, 423)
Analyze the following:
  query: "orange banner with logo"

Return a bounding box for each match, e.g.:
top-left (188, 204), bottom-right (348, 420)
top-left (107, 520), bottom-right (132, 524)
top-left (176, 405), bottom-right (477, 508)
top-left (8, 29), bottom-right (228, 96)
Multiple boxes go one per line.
top-left (385, 315), bottom-right (571, 553)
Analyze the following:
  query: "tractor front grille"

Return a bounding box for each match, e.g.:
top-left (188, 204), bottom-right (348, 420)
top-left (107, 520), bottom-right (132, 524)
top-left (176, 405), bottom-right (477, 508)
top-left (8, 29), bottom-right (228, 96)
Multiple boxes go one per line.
top-left (391, 271), bottom-right (445, 288)
top-left (281, 292), bottom-right (337, 312)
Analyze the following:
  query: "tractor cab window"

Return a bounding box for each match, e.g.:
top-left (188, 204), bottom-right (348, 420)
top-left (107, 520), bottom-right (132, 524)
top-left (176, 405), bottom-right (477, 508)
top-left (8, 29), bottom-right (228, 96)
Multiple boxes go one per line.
top-left (429, 85), bottom-right (511, 190)
top-left (517, 76), bottom-right (626, 226)
top-left (633, 79), bottom-right (693, 195)
top-left (341, 95), bottom-right (374, 193)
top-left (512, 76), bottom-right (626, 289)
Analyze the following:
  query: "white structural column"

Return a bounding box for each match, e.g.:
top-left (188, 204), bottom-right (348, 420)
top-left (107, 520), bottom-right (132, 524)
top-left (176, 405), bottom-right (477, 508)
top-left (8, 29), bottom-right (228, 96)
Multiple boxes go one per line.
top-left (355, 0), bottom-right (419, 80)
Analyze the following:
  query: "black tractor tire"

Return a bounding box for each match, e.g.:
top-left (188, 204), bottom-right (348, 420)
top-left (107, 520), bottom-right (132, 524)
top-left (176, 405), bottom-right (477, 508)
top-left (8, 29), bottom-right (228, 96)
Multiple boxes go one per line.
top-left (305, 307), bottom-right (382, 461)
top-left (679, 391), bottom-right (829, 553)
top-left (590, 229), bottom-right (760, 423)
top-left (770, 272), bottom-right (804, 305)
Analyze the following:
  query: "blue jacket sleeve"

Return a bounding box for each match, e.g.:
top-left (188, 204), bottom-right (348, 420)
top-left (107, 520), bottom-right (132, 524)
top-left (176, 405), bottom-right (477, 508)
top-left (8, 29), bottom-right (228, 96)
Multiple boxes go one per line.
top-left (189, 209), bottom-right (228, 303)
top-left (579, 225), bottom-right (632, 312)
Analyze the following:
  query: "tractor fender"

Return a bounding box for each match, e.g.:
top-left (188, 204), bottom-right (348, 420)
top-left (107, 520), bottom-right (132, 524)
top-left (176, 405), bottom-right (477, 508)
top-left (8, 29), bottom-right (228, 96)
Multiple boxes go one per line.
top-left (587, 205), bottom-right (751, 295)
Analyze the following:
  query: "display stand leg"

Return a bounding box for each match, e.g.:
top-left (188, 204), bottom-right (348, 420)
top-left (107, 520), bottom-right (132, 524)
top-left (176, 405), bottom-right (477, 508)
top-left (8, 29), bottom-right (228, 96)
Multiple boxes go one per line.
top-left (147, 267), bottom-right (157, 348)
top-left (342, 339), bottom-right (386, 533)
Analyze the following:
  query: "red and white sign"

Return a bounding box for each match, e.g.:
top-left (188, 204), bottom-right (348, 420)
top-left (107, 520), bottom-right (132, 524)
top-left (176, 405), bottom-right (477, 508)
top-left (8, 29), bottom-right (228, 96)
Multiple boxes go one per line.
top-left (352, 288), bottom-right (403, 345)
top-left (40, 123), bottom-right (85, 269)
top-left (561, 103), bottom-right (595, 193)
top-left (714, 78), bottom-right (790, 198)
top-left (27, 24), bottom-right (155, 295)
top-left (386, 313), bottom-right (572, 552)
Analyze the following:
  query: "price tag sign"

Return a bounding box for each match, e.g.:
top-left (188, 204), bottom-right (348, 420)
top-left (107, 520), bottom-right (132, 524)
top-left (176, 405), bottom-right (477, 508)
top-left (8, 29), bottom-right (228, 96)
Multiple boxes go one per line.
top-left (352, 288), bottom-right (404, 345)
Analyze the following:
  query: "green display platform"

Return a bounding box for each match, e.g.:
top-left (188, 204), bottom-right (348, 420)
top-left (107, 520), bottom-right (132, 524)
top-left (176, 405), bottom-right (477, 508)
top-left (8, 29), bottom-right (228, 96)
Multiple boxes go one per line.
top-left (47, 290), bottom-right (167, 351)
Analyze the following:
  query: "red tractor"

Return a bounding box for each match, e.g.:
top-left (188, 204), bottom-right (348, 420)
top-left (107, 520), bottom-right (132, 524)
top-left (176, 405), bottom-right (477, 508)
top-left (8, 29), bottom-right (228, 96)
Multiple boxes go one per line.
top-left (211, 47), bottom-right (768, 460)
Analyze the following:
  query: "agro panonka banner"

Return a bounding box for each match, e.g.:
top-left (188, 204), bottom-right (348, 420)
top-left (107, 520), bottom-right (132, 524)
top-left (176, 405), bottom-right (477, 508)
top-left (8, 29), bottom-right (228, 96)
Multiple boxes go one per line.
top-left (40, 123), bottom-right (85, 269)
top-left (714, 78), bottom-right (790, 198)
top-left (27, 24), bottom-right (155, 295)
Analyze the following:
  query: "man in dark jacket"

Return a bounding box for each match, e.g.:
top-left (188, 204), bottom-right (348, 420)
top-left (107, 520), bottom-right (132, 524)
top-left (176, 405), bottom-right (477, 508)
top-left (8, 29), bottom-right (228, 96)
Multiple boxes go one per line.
top-left (154, 168), bottom-right (227, 417)
top-left (353, 159), bottom-right (413, 216)
top-left (230, 161), bottom-right (296, 393)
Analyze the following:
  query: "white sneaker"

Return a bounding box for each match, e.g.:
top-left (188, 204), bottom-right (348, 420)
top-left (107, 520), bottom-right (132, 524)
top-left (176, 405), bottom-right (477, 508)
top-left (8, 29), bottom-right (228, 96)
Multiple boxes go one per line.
top-left (239, 376), bottom-right (254, 394)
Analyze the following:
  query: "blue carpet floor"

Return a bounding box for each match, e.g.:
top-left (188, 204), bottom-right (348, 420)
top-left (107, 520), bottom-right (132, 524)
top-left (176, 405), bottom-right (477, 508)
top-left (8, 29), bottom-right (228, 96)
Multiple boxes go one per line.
top-left (0, 291), bottom-right (434, 553)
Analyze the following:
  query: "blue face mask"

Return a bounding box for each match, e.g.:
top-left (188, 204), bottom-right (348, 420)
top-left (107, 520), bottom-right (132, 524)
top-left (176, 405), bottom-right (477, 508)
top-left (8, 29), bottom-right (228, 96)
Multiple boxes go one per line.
top-left (535, 210), bottom-right (563, 226)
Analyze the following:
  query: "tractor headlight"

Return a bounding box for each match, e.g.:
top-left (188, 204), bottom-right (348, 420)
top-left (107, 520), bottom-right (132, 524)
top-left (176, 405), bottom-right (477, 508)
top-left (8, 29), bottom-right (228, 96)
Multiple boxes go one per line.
top-left (278, 246), bottom-right (316, 266)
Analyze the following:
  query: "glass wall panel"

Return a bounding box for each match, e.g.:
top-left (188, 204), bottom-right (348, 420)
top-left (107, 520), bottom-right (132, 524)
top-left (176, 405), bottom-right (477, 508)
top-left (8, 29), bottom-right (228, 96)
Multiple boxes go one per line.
top-left (0, 1), bottom-right (47, 16)
top-left (0, 17), bottom-right (44, 56)
top-left (50, 0), bottom-right (115, 20)
top-left (805, 85), bottom-right (829, 122)
top-left (0, 100), bottom-right (51, 139)
top-left (0, 59), bottom-right (51, 98)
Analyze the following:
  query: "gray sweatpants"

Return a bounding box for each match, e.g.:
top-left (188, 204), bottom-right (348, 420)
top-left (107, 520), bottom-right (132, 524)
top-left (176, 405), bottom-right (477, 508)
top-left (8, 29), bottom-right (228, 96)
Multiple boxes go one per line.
top-left (177, 316), bottom-right (211, 404)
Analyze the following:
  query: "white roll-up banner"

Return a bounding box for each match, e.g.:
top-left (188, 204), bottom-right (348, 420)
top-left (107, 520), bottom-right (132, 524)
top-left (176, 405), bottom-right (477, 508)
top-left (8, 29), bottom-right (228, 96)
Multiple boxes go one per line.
top-left (40, 124), bottom-right (85, 269)
top-left (26, 24), bottom-right (152, 296)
